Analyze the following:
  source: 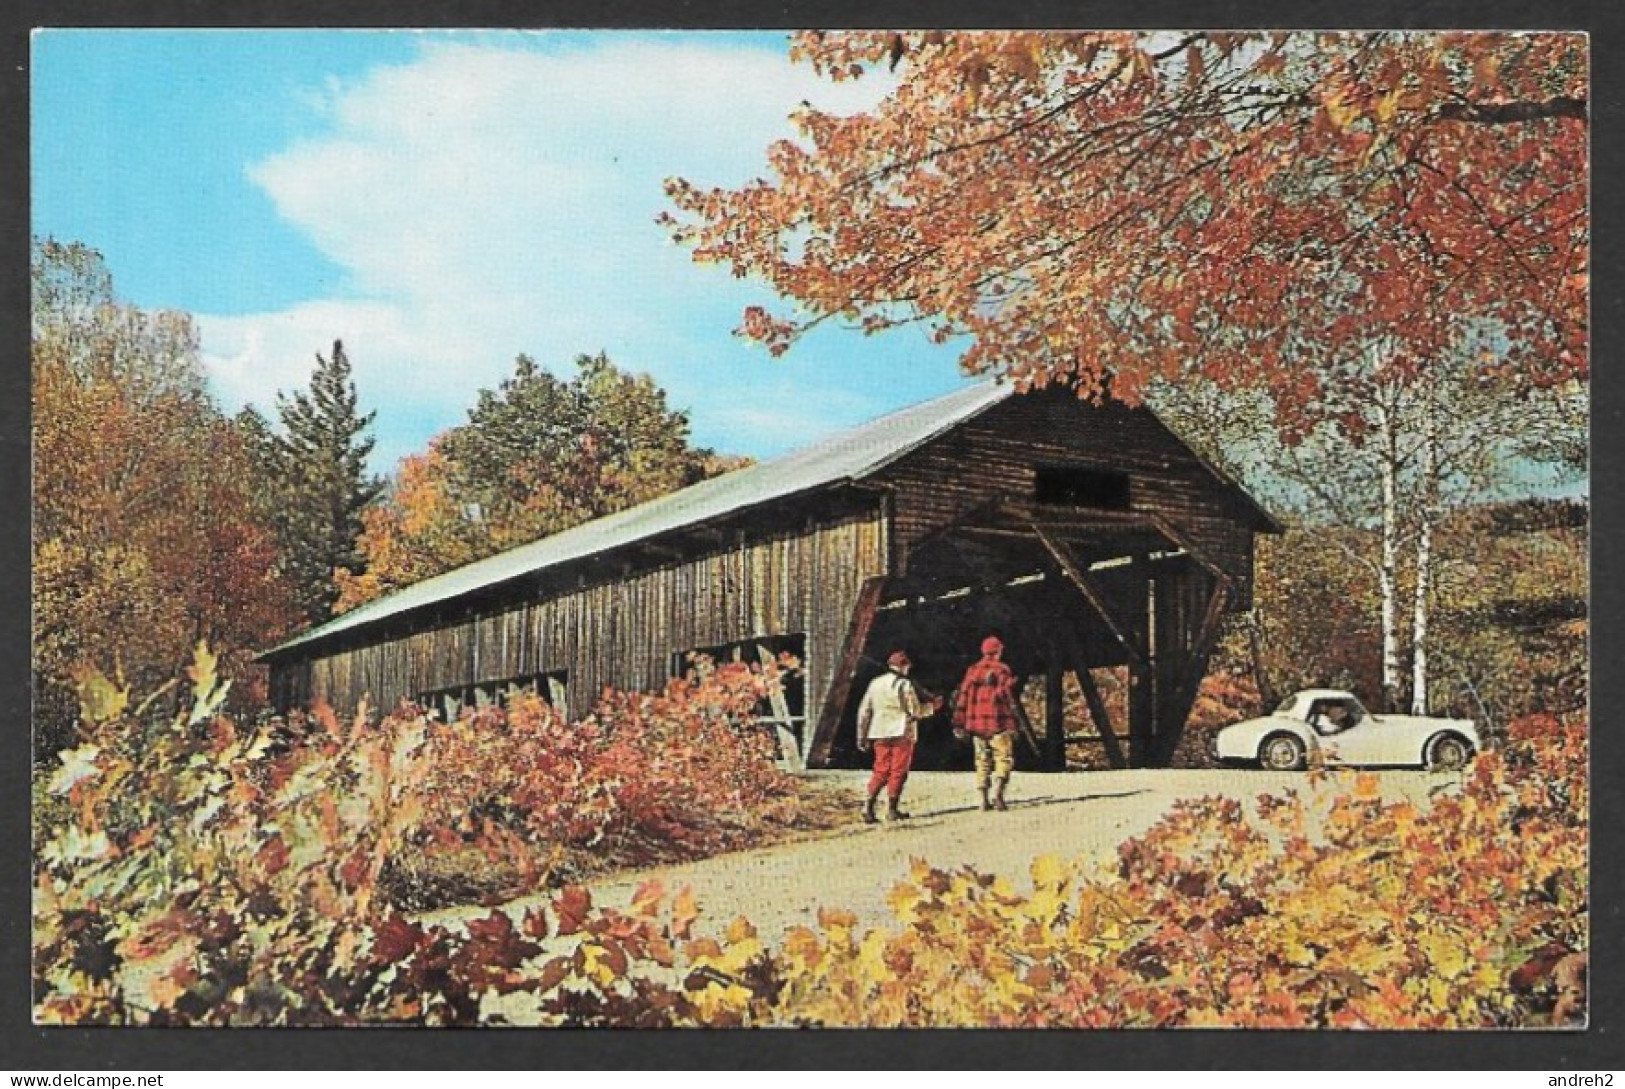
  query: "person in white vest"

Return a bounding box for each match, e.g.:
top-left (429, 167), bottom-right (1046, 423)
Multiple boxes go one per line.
top-left (856, 650), bottom-right (937, 823)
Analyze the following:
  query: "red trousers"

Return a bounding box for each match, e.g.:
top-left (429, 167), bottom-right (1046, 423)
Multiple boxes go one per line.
top-left (867, 737), bottom-right (915, 799)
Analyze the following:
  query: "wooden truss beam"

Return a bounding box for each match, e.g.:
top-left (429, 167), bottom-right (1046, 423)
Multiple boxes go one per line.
top-left (1031, 522), bottom-right (1147, 671)
top-left (808, 576), bottom-right (888, 768)
top-left (1074, 666), bottom-right (1128, 769)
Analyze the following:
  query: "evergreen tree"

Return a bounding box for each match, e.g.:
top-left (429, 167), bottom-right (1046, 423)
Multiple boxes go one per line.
top-left (436, 352), bottom-right (714, 550)
top-left (336, 353), bottom-right (735, 610)
top-left (261, 341), bottom-right (383, 623)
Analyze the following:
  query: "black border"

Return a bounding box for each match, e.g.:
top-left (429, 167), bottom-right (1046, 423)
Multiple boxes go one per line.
top-left (5, 0), bottom-right (1620, 1071)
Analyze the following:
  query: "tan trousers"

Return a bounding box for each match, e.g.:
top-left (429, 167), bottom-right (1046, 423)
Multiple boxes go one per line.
top-left (973, 731), bottom-right (1016, 790)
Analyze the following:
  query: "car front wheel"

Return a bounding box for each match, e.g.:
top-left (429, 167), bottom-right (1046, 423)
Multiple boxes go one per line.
top-left (1426, 734), bottom-right (1472, 772)
top-left (1260, 734), bottom-right (1307, 771)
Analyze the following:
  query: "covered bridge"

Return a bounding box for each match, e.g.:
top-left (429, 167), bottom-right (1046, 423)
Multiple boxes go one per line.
top-left (260, 382), bottom-right (1279, 770)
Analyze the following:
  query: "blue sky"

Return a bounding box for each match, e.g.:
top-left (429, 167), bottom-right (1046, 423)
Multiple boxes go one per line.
top-left (32, 29), bottom-right (973, 471)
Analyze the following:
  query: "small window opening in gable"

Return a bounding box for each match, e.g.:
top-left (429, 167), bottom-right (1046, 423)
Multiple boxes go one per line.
top-left (1034, 465), bottom-right (1131, 510)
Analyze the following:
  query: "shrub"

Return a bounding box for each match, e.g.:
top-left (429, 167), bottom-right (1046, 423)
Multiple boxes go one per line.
top-left (747, 712), bottom-right (1588, 1028)
top-left (35, 646), bottom-right (1584, 1028)
top-left (32, 645), bottom-right (803, 1024)
top-left (385, 655), bottom-right (805, 906)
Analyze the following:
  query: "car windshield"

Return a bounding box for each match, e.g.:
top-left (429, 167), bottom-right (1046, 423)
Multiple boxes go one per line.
top-left (1275, 694), bottom-right (1302, 714)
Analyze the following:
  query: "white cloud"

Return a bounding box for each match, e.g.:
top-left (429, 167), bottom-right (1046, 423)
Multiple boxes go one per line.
top-left (200, 34), bottom-right (905, 470)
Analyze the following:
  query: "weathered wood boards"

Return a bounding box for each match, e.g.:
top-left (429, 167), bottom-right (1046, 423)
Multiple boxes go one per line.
top-left (283, 510), bottom-right (888, 728)
top-left (266, 386), bottom-right (1273, 769)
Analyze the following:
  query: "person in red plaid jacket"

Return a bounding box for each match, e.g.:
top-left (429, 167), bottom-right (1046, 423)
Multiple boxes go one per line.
top-left (952, 636), bottom-right (1019, 812)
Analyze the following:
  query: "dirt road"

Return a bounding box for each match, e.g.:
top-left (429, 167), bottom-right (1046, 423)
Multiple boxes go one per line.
top-left (426, 766), bottom-right (1447, 943)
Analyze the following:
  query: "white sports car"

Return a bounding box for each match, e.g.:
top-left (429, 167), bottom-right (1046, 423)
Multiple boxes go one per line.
top-left (1213, 689), bottom-right (1480, 771)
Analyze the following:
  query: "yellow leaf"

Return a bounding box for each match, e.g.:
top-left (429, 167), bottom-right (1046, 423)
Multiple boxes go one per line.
top-left (1426, 975), bottom-right (1451, 1012)
top-left (186, 641), bottom-right (232, 726)
top-left (885, 881), bottom-right (923, 922)
top-left (1419, 932), bottom-right (1470, 980)
top-left (1374, 88), bottom-right (1401, 124)
top-left (71, 662), bottom-right (129, 725)
top-left (1031, 854), bottom-right (1070, 891)
top-left (818, 905), bottom-right (858, 931)
top-left (782, 925), bottom-right (823, 970)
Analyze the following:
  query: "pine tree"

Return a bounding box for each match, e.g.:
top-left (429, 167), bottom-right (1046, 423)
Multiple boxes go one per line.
top-left (336, 353), bottom-right (735, 610)
top-left (263, 341), bottom-right (383, 623)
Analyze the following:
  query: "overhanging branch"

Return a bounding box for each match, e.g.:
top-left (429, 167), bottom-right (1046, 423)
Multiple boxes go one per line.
top-left (1436, 97), bottom-right (1586, 125)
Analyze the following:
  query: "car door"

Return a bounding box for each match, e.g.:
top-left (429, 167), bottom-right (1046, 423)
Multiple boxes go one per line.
top-left (1316, 699), bottom-right (1383, 765)
top-left (1326, 711), bottom-right (1391, 763)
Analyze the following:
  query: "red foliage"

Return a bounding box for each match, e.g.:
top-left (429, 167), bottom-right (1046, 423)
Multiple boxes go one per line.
top-left (667, 32), bottom-right (1587, 416)
top-left (406, 658), bottom-right (797, 881)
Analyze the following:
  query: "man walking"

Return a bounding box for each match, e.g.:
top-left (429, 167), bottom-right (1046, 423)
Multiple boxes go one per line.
top-left (952, 636), bottom-right (1019, 812)
top-left (856, 650), bottom-right (931, 823)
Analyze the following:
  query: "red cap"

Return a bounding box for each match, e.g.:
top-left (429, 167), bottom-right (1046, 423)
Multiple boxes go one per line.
top-left (887, 650), bottom-right (912, 670)
top-left (981, 636), bottom-right (1004, 656)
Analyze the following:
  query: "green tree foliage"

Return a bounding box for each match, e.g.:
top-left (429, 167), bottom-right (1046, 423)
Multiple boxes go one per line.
top-left (31, 239), bottom-right (294, 758)
top-left (338, 353), bottom-right (733, 609)
top-left (441, 352), bottom-right (715, 547)
top-left (246, 341), bottom-right (383, 623)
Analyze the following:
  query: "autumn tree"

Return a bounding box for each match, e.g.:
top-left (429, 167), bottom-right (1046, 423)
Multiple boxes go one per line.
top-left (246, 341), bottom-right (383, 624)
top-left (1150, 339), bottom-right (1583, 714)
top-left (337, 353), bottom-right (731, 610)
top-left (666, 31), bottom-right (1585, 406)
top-left (668, 31), bottom-right (1586, 713)
top-left (32, 239), bottom-right (295, 756)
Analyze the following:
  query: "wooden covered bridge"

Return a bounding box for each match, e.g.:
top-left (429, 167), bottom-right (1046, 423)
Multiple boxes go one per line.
top-left (261, 382), bottom-right (1279, 770)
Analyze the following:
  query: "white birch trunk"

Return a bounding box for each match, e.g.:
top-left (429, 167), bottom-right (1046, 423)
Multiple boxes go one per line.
top-left (1376, 399), bottom-right (1403, 713)
top-left (1410, 392), bottom-right (1438, 715)
top-left (1411, 514), bottom-right (1433, 714)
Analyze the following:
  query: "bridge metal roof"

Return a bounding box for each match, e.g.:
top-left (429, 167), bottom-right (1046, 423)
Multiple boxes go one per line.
top-left (260, 381), bottom-right (1012, 659)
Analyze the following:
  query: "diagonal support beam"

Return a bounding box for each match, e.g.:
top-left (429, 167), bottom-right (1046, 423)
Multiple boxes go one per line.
top-left (1032, 522), bottom-right (1147, 670)
top-left (1146, 516), bottom-right (1234, 726)
top-left (809, 576), bottom-right (888, 768)
top-left (1075, 666), bottom-right (1128, 769)
top-left (1152, 574), bottom-right (1233, 766)
top-left (1183, 577), bottom-right (1231, 690)
top-left (1147, 513), bottom-right (1233, 588)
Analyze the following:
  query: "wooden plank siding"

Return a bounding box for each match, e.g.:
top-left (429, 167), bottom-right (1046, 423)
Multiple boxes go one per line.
top-left (269, 387), bottom-right (1271, 770)
top-left (287, 508), bottom-right (888, 720)
top-left (872, 393), bottom-right (1258, 608)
